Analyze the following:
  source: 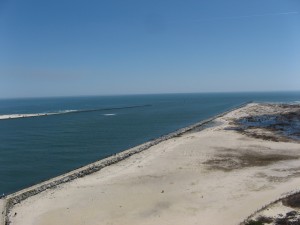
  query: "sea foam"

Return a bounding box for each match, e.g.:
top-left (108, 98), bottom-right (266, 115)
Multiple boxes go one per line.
top-left (0, 110), bottom-right (77, 120)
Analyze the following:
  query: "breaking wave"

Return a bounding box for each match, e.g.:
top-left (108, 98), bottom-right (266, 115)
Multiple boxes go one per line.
top-left (0, 110), bottom-right (77, 120)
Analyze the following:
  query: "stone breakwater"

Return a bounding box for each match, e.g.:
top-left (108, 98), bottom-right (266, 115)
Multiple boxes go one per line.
top-left (1, 101), bottom-right (251, 225)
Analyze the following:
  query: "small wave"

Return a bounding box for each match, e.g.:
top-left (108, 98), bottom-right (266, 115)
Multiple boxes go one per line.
top-left (57, 110), bottom-right (78, 113)
top-left (103, 114), bottom-right (116, 116)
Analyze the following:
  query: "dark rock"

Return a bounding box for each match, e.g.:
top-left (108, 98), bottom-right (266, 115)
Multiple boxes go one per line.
top-left (286, 211), bottom-right (298, 217)
top-left (283, 193), bottom-right (300, 208)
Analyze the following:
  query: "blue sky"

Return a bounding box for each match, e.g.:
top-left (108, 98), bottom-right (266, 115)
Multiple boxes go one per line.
top-left (0, 0), bottom-right (299, 98)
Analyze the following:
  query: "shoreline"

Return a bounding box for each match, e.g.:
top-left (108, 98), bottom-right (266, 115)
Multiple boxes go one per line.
top-left (1, 101), bottom-right (252, 225)
top-left (4, 102), bottom-right (300, 225)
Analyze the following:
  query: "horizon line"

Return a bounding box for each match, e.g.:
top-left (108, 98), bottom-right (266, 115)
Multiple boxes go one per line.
top-left (1, 90), bottom-right (300, 100)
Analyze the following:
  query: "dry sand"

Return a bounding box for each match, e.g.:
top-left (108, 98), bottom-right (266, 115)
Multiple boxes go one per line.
top-left (0, 199), bottom-right (5, 225)
top-left (7, 103), bottom-right (300, 225)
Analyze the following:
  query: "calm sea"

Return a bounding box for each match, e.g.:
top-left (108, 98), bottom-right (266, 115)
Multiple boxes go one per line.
top-left (0, 92), bottom-right (299, 194)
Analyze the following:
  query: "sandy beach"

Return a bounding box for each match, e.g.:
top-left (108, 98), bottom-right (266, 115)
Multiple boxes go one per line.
top-left (3, 103), bottom-right (300, 225)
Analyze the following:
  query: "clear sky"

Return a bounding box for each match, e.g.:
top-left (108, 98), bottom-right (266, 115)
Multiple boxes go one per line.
top-left (0, 0), bottom-right (299, 98)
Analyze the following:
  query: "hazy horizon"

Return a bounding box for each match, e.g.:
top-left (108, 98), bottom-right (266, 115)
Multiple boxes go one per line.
top-left (1, 90), bottom-right (300, 100)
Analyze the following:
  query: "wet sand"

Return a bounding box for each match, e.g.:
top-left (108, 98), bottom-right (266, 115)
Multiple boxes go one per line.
top-left (5, 103), bottom-right (300, 225)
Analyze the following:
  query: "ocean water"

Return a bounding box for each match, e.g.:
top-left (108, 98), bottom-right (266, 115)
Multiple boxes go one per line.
top-left (0, 92), bottom-right (299, 194)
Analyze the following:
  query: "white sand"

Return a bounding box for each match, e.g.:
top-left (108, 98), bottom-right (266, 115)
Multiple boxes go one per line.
top-left (0, 199), bottom-right (5, 225)
top-left (7, 103), bottom-right (300, 225)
